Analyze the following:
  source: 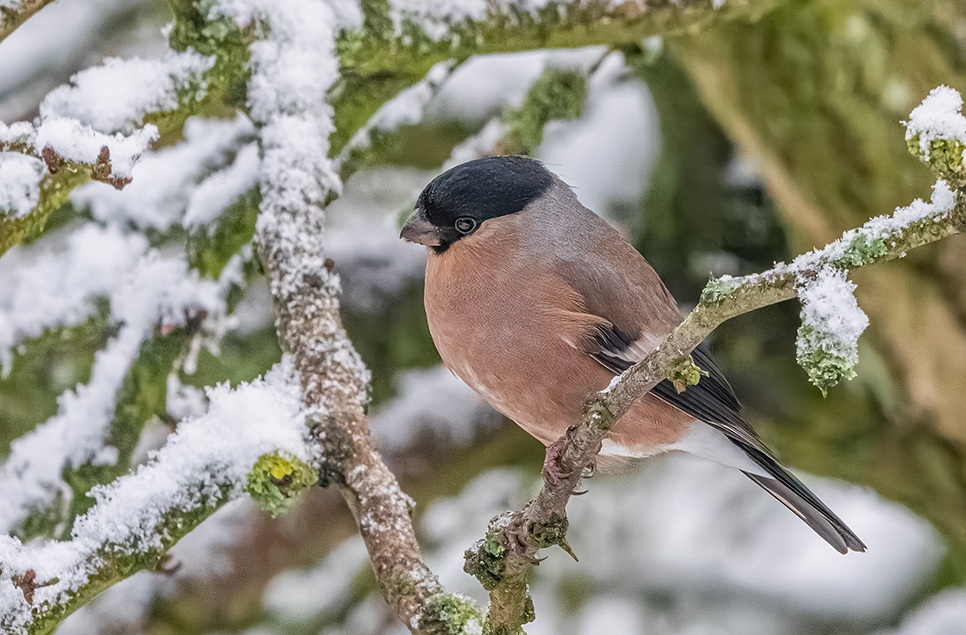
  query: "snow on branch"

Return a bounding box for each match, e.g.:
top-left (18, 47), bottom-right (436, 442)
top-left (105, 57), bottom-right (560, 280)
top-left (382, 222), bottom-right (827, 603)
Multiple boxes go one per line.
top-left (72, 115), bottom-right (258, 232)
top-left (0, 41), bottom-right (228, 257)
top-left (211, 0), bottom-right (470, 629)
top-left (464, 88), bottom-right (966, 634)
top-left (0, 240), bottom-right (235, 537)
top-left (0, 358), bottom-right (315, 635)
top-left (39, 52), bottom-right (214, 135)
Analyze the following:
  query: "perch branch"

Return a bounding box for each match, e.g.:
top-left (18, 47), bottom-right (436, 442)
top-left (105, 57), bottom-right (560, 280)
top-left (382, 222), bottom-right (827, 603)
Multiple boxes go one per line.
top-left (466, 178), bottom-right (966, 631)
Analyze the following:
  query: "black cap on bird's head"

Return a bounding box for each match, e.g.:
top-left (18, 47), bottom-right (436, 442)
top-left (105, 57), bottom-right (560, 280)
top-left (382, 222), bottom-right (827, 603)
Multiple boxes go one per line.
top-left (400, 155), bottom-right (553, 253)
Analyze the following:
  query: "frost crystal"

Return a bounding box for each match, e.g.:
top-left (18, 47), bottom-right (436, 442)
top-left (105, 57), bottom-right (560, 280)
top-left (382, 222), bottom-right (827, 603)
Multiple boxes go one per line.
top-left (795, 268), bottom-right (869, 395)
top-left (34, 117), bottom-right (158, 179)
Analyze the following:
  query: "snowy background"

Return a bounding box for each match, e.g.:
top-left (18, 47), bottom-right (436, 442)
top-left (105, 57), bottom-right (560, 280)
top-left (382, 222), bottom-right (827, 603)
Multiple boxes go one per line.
top-left (2, 0), bottom-right (966, 633)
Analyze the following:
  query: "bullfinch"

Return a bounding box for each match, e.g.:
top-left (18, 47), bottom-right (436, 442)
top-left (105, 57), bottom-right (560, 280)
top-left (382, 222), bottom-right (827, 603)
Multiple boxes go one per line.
top-left (400, 155), bottom-right (865, 554)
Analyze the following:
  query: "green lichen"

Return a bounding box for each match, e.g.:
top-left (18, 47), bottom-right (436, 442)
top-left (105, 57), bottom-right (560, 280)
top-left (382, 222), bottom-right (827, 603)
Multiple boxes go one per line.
top-left (907, 132), bottom-right (966, 189)
top-left (667, 355), bottom-right (706, 393)
top-left (836, 233), bottom-right (888, 268)
top-left (795, 324), bottom-right (858, 397)
top-left (501, 68), bottom-right (588, 156)
top-left (698, 276), bottom-right (739, 307)
top-left (420, 592), bottom-right (484, 635)
top-left (463, 516), bottom-right (509, 590)
top-left (246, 452), bottom-right (318, 517)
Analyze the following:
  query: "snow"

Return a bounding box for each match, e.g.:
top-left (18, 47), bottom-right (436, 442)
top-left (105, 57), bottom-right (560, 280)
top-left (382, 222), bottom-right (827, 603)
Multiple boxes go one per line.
top-left (388, 0), bottom-right (555, 40)
top-left (34, 116), bottom-right (157, 179)
top-left (420, 459), bottom-right (943, 632)
top-left (0, 153), bottom-right (45, 218)
top-left (0, 0), bottom-right (151, 121)
top-left (0, 121), bottom-right (32, 146)
top-left (263, 537), bottom-right (371, 621)
top-left (425, 48), bottom-right (606, 125)
top-left (795, 267), bottom-right (869, 373)
top-left (166, 375), bottom-right (209, 421)
top-left (72, 115), bottom-right (257, 231)
top-left (0, 243), bottom-right (232, 535)
top-left (183, 142), bottom-right (261, 228)
top-left (538, 50), bottom-right (661, 221)
top-left (39, 51), bottom-right (215, 134)
top-left (0, 224), bottom-right (148, 372)
top-left (0, 358), bottom-right (312, 635)
top-left (905, 85), bottom-right (966, 156)
top-left (876, 588), bottom-right (966, 635)
top-left (210, 0), bottom-right (371, 406)
top-left (369, 366), bottom-right (501, 452)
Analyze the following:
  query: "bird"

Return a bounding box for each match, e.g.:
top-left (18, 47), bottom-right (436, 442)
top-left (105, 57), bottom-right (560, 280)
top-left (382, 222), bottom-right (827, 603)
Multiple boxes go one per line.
top-left (400, 155), bottom-right (866, 554)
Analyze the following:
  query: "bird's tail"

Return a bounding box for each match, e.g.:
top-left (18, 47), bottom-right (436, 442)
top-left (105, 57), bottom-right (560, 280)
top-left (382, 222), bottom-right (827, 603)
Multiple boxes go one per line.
top-left (742, 467), bottom-right (866, 554)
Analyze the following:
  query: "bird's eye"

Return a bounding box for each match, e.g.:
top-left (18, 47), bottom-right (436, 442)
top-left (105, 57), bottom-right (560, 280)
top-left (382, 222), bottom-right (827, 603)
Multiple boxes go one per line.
top-left (454, 217), bottom-right (477, 234)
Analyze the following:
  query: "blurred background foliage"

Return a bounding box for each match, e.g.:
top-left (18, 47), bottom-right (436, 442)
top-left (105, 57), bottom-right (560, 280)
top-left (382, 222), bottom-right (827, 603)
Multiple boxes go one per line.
top-left (3, 0), bottom-right (966, 633)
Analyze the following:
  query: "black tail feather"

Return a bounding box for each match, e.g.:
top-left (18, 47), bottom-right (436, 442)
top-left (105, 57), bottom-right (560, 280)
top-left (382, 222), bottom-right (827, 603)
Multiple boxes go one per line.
top-left (743, 470), bottom-right (866, 554)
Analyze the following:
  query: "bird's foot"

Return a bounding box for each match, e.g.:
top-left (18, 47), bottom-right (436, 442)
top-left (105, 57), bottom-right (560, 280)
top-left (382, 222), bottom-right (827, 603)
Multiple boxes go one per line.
top-left (542, 432), bottom-right (575, 487)
top-left (502, 513), bottom-right (541, 563)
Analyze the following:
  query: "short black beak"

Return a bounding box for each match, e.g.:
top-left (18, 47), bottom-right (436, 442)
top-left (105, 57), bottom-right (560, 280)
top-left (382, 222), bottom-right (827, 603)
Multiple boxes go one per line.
top-left (400, 208), bottom-right (441, 247)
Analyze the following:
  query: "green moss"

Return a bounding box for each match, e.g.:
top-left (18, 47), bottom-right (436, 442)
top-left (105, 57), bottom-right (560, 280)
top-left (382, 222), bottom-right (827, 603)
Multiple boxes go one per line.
top-left (501, 68), bottom-right (588, 155)
top-left (420, 593), bottom-right (484, 635)
top-left (246, 452), bottom-right (318, 517)
top-left (907, 132), bottom-right (966, 188)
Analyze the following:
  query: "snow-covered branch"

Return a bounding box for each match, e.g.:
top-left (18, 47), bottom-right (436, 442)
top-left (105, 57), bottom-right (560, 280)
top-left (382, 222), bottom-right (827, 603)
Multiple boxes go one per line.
top-left (463, 89), bottom-right (966, 633)
top-left (0, 238), bottom-right (235, 539)
top-left (0, 359), bottom-right (315, 635)
top-left (0, 49), bottom-right (218, 256)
